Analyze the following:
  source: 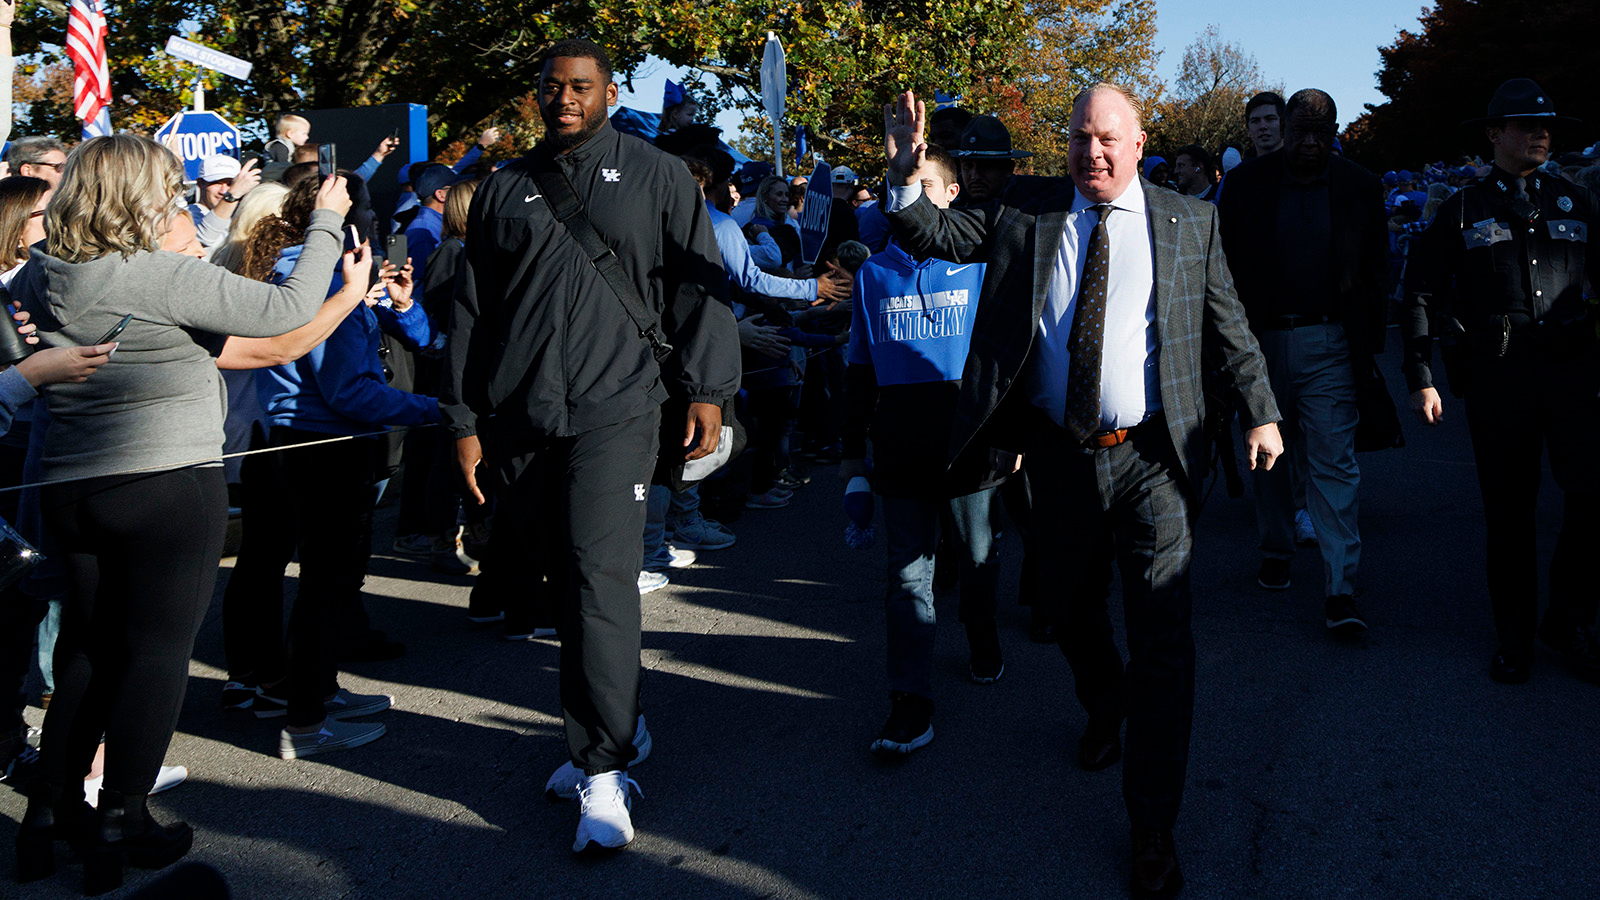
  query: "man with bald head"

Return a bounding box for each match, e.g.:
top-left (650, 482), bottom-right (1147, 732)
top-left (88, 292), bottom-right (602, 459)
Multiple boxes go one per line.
top-left (883, 84), bottom-right (1282, 898)
top-left (1217, 88), bottom-right (1388, 634)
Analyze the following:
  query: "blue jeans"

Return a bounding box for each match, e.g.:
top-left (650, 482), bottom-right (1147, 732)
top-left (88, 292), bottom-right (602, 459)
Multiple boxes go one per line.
top-left (880, 488), bottom-right (1000, 698)
top-left (1252, 322), bottom-right (1361, 596)
top-left (37, 595), bottom-right (61, 693)
top-left (642, 484), bottom-right (671, 570)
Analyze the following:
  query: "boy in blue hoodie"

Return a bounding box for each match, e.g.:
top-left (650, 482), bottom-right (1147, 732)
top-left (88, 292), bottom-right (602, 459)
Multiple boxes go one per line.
top-left (841, 145), bottom-right (1009, 756)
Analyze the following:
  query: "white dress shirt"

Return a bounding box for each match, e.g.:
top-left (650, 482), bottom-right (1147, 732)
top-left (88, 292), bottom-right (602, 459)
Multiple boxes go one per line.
top-left (1030, 180), bottom-right (1159, 431)
top-left (887, 178), bottom-right (1159, 432)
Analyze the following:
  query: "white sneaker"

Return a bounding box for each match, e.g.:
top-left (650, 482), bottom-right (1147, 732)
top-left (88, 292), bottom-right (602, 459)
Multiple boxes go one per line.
top-left (83, 765), bottom-right (188, 808)
top-left (572, 770), bottom-right (640, 852)
top-left (546, 715), bottom-right (652, 801)
top-left (638, 570), bottom-right (669, 594)
top-left (665, 545), bottom-right (696, 568)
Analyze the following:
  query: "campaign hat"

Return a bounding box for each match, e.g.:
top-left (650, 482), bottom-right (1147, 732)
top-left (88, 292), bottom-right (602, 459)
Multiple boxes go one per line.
top-left (950, 115), bottom-right (1033, 159)
top-left (1462, 78), bottom-right (1581, 127)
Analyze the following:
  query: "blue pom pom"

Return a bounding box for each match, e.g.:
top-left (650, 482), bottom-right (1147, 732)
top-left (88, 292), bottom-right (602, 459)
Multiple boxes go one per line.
top-left (844, 522), bottom-right (877, 550)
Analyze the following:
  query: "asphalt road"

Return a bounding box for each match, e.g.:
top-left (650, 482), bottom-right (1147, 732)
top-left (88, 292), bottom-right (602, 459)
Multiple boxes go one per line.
top-left (5, 337), bottom-right (1598, 899)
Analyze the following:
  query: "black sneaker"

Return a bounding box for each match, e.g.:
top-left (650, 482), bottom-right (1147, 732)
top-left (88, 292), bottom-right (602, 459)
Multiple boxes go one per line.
top-left (870, 692), bottom-right (933, 756)
top-left (967, 621), bottom-right (1004, 684)
top-left (252, 687), bottom-right (289, 719)
top-left (812, 443), bottom-right (844, 465)
top-left (1257, 558), bottom-right (1291, 591)
top-left (1325, 595), bottom-right (1368, 634)
top-left (222, 681), bottom-right (257, 711)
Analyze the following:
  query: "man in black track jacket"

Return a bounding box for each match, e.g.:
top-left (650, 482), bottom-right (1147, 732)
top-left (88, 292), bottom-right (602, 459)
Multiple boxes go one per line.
top-left (440, 39), bottom-right (739, 853)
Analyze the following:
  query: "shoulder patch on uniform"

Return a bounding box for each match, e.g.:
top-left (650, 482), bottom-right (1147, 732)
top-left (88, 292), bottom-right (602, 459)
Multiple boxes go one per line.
top-left (1557, 196), bottom-right (1573, 212)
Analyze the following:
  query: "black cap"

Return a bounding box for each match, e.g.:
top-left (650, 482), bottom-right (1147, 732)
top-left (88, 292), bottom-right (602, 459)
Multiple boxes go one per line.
top-left (1462, 78), bottom-right (1582, 127)
top-left (950, 115), bottom-right (1033, 159)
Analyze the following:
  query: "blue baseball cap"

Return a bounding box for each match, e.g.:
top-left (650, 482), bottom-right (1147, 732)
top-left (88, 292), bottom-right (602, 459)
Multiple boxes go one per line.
top-left (412, 163), bottom-right (460, 201)
top-left (1397, 169), bottom-right (1414, 183)
top-left (398, 162), bottom-right (417, 185)
top-left (1382, 170), bottom-right (1398, 185)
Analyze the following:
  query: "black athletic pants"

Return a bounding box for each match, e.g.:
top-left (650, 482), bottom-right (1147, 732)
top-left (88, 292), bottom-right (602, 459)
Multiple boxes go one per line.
top-left (497, 410), bottom-right (657, 774)
top-left (38, 466), bottom-right (226, 796)
top-left (1464, 342), bottom-right (1600, 651)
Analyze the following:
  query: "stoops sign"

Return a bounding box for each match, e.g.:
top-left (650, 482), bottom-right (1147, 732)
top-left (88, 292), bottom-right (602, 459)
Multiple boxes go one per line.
top-left (154, 110), bottom-right (241, 181)
top-left (799, 162), bottom-right (832, 265)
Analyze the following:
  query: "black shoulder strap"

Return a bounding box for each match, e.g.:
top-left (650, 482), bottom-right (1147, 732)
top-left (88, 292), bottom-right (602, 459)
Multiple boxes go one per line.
top-left (530, 156), bottom-right (673, 362)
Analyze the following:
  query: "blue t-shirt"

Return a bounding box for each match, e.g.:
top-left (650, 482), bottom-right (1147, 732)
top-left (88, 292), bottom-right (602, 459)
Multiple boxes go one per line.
top-left (848, 240), bottom-right (985, 385)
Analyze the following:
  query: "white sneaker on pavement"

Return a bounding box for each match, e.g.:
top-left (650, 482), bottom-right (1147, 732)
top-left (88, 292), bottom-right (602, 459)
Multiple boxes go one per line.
top-left (638, 570), bottom-right (669, 594)
top-left (84, 765), bottom-right (188, 807)
top-left (572, 770), bottom-right (641, 852)
top-left (546, 715), bottom-right (652, 801)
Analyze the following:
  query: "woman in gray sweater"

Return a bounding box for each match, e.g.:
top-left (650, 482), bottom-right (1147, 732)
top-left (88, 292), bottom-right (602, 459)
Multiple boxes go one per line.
top-left (10, 134), bottom-right (352, 893)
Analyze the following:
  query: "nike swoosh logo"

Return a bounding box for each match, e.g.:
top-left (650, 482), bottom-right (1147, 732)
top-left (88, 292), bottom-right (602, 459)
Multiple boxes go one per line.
top-left (946, 265), bottom-right (975, 276)
top-left (524, 194), bottom-right (542, 203)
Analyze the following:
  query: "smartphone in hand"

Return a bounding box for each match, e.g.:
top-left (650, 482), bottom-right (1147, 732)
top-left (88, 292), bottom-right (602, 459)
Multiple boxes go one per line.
top-left (97, 314), bottom-right (133, 345)
top-left (317, 143), bottom-right (337, 178)
top-left (384, 234), bottom-right (407, 270)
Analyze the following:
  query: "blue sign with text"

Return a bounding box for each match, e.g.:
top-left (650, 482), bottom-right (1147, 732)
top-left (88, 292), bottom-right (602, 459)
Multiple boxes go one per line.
top-left (154, 110), bottom-right (241, 181)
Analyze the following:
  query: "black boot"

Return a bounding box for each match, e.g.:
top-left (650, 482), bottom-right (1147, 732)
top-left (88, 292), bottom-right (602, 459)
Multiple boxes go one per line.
top-left (83, 789), bottom-right (193, 896)
top-left (15, 778), bottom-right (93, 883)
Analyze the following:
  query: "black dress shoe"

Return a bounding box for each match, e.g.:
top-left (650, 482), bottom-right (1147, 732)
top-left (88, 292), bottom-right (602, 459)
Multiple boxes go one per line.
top-left (1536, 621), bottom-right (1600, 684)
top-left (1130, 827), bottom-right (1184, 899)
top-left (1027, 606), bottom-right (1056, 643)
top-left (1078, 718), bottom-right (1123, 772)
top-left (1489, 646), bottom-right (1532, 684)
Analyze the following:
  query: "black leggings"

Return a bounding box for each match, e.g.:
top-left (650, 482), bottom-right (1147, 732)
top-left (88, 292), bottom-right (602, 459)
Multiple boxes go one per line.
top-left (37, 466), bottom-right (226, 795)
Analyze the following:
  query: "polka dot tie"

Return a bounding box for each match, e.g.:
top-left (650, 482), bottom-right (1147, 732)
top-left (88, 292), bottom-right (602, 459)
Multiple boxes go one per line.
top-left (1064, 204), bottom-right (1112, 443)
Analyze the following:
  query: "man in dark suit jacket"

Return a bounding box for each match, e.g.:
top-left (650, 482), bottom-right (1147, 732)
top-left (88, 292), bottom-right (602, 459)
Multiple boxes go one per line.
top-left (883, 86), bottom-right (1282, 900)
top-left (1217, 88), bottom-right (1388, 634)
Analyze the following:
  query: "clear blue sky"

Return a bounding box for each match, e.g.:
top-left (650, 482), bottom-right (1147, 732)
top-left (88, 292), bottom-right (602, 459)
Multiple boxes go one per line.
top-left (615, 1), bottom-right (1433, 139)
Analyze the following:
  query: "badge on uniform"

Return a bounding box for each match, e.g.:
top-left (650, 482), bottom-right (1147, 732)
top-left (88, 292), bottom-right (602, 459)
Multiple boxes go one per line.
top-left (1557, 196), bottom-right (1573, 212)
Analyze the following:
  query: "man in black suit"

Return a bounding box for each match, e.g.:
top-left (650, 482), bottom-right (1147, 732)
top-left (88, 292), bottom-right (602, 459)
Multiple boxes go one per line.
top-left (1217, 88), bottom-right (1388, 633)
top-left (883, 85), bottom-right (1282, 899)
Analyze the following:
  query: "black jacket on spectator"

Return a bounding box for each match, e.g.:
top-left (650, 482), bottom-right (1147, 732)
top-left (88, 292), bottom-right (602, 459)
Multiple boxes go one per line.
top-left (440, 122), bottom-right (740, 456)
top-left (1216, 149), bottom-right (1389, 358)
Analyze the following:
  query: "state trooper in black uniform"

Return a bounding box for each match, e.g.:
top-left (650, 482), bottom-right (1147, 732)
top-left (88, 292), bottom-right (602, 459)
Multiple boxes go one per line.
top-left (1403, 78), bottom-right (1600, 686)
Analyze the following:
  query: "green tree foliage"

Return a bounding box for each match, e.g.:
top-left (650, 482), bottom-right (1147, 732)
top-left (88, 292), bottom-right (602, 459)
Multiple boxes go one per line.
top-left (646, 0), bottom-right (1035, 178)
top-left (1144, 25), bottom-right (1278, 159)
top-left (10, 0), bottom-right (645, 148)
top-left (1342, 0), bottom-right (1598, 171)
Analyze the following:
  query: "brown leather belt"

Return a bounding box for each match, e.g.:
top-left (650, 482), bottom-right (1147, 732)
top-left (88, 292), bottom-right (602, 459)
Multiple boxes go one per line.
top-left (1088, 428), bottom-right (1133, 449)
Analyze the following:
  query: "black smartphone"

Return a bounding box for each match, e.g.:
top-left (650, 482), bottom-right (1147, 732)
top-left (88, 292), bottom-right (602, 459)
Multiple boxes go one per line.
top-left (317, 143), bottom-right (337, 178)
top-left (96, 313), bottom-right (133, 345)
top-left (388, 127), bottom-right (400, 140)
top-left (384, 233), bottom-right (407, 268)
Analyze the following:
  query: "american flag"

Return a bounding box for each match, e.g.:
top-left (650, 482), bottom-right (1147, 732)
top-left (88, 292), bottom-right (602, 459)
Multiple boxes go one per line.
top-left (66, 0), bottom-right (112, 137)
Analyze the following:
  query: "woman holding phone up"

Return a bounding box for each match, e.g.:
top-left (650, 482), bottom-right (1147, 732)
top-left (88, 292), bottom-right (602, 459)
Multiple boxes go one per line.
top-left (8, 134), bottom-right (352, 893)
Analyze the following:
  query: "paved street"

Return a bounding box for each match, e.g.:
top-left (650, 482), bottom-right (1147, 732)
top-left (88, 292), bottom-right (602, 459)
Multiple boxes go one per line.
top-left (5, 338), bottom-right (1598, 899)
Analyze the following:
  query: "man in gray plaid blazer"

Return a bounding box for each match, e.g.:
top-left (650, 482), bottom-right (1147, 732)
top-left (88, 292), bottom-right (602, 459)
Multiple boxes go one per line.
top-left (883, 85), bottom-right (1281, 900)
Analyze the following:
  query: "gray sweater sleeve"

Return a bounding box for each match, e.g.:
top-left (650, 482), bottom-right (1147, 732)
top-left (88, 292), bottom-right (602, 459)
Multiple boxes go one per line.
top-left (195, 209), bottom-right (231, 249)
top-left (157, 209), bottom-right (346, 336)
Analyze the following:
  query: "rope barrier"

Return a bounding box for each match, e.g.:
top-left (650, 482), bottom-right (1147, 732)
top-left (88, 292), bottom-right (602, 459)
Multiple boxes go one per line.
top-left (0, 423), bottom-right (438, 495)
